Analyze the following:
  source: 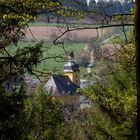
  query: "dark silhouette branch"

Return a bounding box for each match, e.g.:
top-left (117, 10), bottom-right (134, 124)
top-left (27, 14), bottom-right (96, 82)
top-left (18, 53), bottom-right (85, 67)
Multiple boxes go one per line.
top-left (53, 23), bottom-right (134, 45)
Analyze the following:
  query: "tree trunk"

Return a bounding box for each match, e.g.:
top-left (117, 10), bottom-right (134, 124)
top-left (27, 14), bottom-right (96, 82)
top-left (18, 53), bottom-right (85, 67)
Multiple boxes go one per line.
top-left (135, 0), bottom-right (140, 139)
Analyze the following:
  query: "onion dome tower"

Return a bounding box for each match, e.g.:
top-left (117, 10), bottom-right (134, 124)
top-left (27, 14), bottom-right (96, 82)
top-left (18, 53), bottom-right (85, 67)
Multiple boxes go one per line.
top-left (63, 51), bottom-right (80, 87)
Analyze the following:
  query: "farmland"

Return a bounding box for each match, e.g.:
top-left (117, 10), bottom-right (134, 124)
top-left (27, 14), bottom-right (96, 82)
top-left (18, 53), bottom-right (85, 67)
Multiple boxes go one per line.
top-left (26, 22), bottom-right (105, 42)
top-left (22, 22), bottom-right (106, 72)
top-left (7, 22), bottom-right (129, 74)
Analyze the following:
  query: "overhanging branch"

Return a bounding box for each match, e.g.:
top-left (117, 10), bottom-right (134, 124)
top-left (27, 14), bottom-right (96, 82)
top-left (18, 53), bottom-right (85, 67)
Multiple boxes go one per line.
top-left (53, 23), bottom-right (134, 45)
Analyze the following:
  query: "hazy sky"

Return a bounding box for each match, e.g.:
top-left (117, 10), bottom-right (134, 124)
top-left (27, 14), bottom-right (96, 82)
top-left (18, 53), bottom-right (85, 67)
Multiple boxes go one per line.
top-left (86, 0), bottom-right (90, 6)
top-left (86, 0), bottom-right (126, 5)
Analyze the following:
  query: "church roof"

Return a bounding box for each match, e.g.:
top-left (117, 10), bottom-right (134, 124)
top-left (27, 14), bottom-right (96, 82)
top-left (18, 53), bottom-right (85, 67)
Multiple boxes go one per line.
top-left (44, 75), bottom-right (79, 96)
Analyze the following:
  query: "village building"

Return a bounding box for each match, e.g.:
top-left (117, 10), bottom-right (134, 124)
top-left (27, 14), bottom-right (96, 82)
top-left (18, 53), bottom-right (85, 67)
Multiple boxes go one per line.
top-left (44, 51), bottom-right (92, 109)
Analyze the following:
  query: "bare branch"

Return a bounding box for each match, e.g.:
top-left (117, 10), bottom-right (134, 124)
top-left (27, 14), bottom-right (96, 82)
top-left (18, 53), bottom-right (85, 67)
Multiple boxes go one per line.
top-left (53, 23), bottom-right (134, 45)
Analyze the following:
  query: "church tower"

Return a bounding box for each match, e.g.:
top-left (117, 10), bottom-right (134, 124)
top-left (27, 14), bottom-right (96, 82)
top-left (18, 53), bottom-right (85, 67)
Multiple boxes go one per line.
top-left (63, 51), bottom-right (80, 87)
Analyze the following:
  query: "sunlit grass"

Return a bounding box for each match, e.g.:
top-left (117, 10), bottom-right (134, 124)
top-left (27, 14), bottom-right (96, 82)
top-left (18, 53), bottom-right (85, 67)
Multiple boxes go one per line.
top-left (6, 41), bottom-right (85, 72)
top-left (28, 21), bottom-right (99, 28)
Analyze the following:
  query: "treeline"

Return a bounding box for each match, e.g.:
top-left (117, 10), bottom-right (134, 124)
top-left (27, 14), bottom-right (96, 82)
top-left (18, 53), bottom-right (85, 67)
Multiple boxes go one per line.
top-left (37, 0), bottom-right (134, 23)
top-left (88, 0), bottom-right (134, 15)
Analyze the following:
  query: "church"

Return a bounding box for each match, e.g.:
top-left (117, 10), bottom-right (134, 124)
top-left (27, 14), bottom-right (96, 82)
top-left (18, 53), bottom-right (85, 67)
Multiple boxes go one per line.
top-left (44, 51), bottom-right (80, 96)
top-left (44, 51), bottom-right (92, 108)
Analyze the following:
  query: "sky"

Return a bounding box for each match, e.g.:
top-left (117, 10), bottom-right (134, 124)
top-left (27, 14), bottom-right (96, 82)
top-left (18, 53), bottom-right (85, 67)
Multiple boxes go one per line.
top-left (86, 0), bottom-right (91, 6)
top-left (86, 0), bottom-right (126, 6)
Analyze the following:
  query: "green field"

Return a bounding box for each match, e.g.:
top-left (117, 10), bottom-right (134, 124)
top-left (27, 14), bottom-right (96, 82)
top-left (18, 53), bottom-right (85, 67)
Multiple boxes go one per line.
top-left (28, 21), bottom-right (99, 28)
top-left (7, 41), bottom-right (85, 73)
top-left (38, 43), bottom-right (85, 72)
top-left (29, 22), bottom-right (65, 27)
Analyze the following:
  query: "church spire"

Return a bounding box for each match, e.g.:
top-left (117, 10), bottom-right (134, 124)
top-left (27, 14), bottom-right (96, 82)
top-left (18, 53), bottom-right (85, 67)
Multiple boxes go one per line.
top-left (63, 51), bottom-right (80, 87)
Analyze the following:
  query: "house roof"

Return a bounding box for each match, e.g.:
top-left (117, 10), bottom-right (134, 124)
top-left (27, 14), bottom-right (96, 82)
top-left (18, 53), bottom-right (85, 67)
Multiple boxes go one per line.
top-left (44, 75), bottom-right (79, 96)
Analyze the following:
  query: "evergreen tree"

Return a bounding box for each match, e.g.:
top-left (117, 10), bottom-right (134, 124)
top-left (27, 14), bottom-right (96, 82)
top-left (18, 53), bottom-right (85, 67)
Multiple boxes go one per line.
top-left (27, 89), bottom-right (65, 140)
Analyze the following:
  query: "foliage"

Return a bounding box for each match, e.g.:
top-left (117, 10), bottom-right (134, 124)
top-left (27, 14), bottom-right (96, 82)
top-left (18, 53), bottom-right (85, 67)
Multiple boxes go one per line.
top-left (0, 0), bottom-right (60, 47)
top-left (0, 0), bottom-right (62, 139)
top-left (0, 86), bottom-right (31, 139)
top-left (26, 89), bottom-right (65, 140)
top-left (78, 32), bottom-right (137, 139)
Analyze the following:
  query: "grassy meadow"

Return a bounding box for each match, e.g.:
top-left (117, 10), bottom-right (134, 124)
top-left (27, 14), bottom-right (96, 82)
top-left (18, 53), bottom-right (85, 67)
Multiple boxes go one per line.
top-left (7, 41), bottom-right (85, 73)
top-left (28, 21), bottom-right (100, 28)
top-left (39, 42), bottom-right (85, 72)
